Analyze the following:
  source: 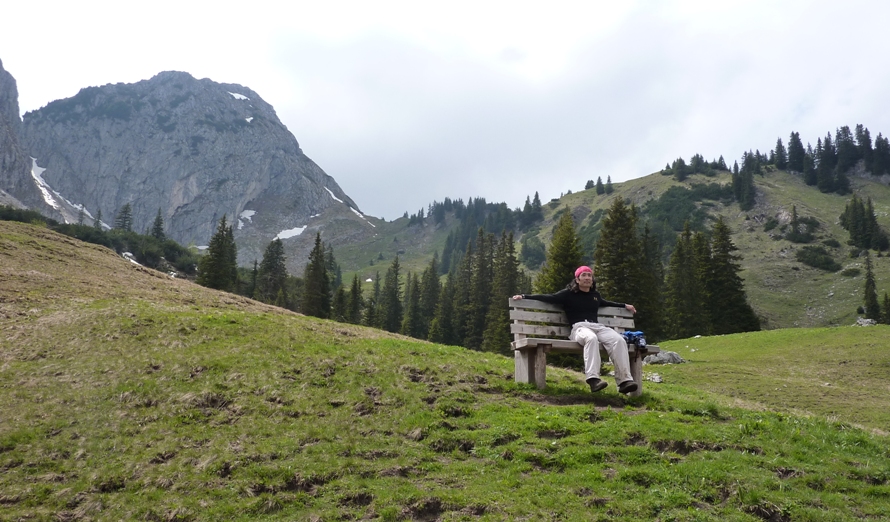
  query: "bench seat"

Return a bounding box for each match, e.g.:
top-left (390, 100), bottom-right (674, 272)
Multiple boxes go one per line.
top-left (509, 298), bottom-right (660, 396)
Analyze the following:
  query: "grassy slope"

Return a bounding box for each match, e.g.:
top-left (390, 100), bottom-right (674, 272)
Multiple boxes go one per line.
top-left (343, 169), bottom-right (890, 330)
top-left (2, 221), bottom-right (889, 521)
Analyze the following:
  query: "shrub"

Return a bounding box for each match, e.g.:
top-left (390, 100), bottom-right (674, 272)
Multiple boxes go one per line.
top-left (795, 246), bottom-right (841, 272)
top-left (822, 238), bottom-right (841, 248)
top-left (763, 218), bottom-right (778, 232)
top-left (841, 268), bottom-right (861, 277)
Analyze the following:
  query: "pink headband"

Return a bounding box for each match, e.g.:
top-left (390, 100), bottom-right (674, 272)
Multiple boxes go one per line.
top-left (574, 266), bottom-right (592, 278)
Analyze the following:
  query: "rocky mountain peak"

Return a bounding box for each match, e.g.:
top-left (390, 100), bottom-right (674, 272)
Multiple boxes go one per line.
top-left (18, 70), bottom-right (374, 272)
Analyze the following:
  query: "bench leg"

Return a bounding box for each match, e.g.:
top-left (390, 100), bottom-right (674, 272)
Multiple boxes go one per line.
top-left (629, 352), bottom-right (643, 398)
top-left (514, 347), bottom-right (548, 389)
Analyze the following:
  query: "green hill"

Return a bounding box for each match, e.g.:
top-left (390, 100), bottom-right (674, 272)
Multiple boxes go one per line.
top-left (1, 221), bottom-right (888, 520)
top-left (338, 169), bottom-right (890, 331)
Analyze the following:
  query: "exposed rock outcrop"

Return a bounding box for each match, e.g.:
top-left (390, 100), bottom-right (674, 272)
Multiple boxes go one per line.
top-left (19, 71), bottom-right (376, 271)
top-left (0, 59), bottom-right (44, 212)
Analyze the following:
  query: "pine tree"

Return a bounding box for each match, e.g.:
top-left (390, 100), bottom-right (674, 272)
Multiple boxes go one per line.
top-left (855, 124), bottom-right (873, 171)
top-left (196, 215), bottom-right (238, 292)
top-left (585, 180), bottom-right (594, 190)
top-left (76, 207), bottom-right (85, 226)
top-left (803, 144), bottom-right (817, 185)
top-left (302, 233), bottom-right (330, 318)
top-left (464, 229), bottom-right (494, 349)
top-left (595, 176), bottom-right (605, 195)
top-left (637, 223), bottom-right (665, 340)
top-left (400, 273), bottom-right (423, 338)
top-left (605, 175), bottom-right (614, 194)
top-left (707, 217), bottom-right (760, 334)
top-left (835, 125), bottom-right (859, 175)
top-left (150, 208), bottom-right (165, 241)
top-left (774, 137), bottom-right (788, 170)
top-left (363, 272), bottom-right (381, 327)
top-left (331, 286), bottom-right (347, 322)
top-left (448, 241), bottom-right (474, 345)
top-left (247, 260), bottom-right (258, 299)
top-left (594, 197), bottom-right (642, 305)
top-left (664, 223), bottom-right (708, 339)
top-left (534, 209), bottom-right (582, 293)
top-left (255, 239), bottom-right (288, 305)
top-left (787, 131), bottom-right (805, 172)
top-left (347, 274), bottom-right (363, 324)
top-left (379, 256), bottom-right (403, 332)
top-left (114, 203), bottom-right (133, 232)
top-left (418, 253), bottom-right (441, 339)
top-left (481, 231), bottom-right (521, 354)
top-left (817, 134), bottom-right (837, 193)
top-left (881, 293), bottom-right (890, 325)
top-left (429, 271), bottom-right (457, 344)
top-left (93, 209), bottom-right (103, 230)
top-left (864, 252), bottom-right (880, 320)
top-left (873, 133), bottom-right (890, 176)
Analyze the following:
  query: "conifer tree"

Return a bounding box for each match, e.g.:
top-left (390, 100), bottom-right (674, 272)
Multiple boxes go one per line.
top-left (429, 270), bottom-right (457, 344)
top-left (664, 223), bottom-right (708, 339)
top-left (481, 231), bottom-right (521, 353)
top-left (150, 208), bottom-right (165, 241)
top-left (114, 203), bottom-right (133, 232)
top-left (707, 217), bottom-right (760, 334)
top-left (331, 286), bottom-right (347, 322)
top-left (595, 176), bottom-right (605, 195)
top-left (464, 229), bottom-right (494, 349)
top-left (864, 252), bottom-right (880, 321)
top-left (855, 124), bottom-right (873, 171)
top-left (605, 175), bottom-right (614, 194)
top-left (363, 272), bottom-right (381, 327)
top-left (873, 133), bottom-right (890, 176)
top-left (77, 208), bottom-right (85, 226)
top-left (302, 233), bottom-right (330, 318)
top-left (585, 180), bottom-right (594, 190)
top-left (637, 223), bottom-right (665, 340)
top-left (255, 238), bottom-right (288, 305)
top-left (787, 131), bottom-right (805, 172)
top-left (347, 274), bottom-right (363, 324)
top-left (774, 137), bottom-right (788, 169)
top-left (197, 215), bottom-right (238, 292)
top-left (803, 144), bottom-right (817, 185)
top-left (594, 197), bottom-right (643, 305)
top-left (247, 260), bottom-right (258, 300)
top-left (534, 209), bottom-right (582, 293)
top-left (401, 273), bottom-right (423, 338)
top-left (93, 209), bottom-right (103, 230)
top-left (450, 241), bottom-right (474, 345)
top-left (816, 134), bottom-right (837, 193)
top-left (418, 254), bottom-right (441, 338)
top-left (691, 231), bottom-right (713, 336)
top-left (378, 256), bottom-right (403, 332)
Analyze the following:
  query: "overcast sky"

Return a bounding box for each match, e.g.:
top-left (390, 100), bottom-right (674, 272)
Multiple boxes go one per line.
top-left (3, 1), bottom-right (890, 220)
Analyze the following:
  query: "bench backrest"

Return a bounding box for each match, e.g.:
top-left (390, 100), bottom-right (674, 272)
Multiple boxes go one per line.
top-left (508, 298), bottom-right (635, 340)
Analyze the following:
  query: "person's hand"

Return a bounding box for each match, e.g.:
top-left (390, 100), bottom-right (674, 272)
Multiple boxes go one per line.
top-left (626, 304), bottom-right (636, 314)
top-left (512, 294), bottom-right (523, 300)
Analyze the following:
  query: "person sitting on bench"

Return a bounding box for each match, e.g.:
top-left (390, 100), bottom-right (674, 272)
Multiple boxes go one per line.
top-left (512, 265), bottom-right (639, 394)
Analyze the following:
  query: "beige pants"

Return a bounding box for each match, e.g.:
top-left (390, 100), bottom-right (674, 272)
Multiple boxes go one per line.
top-left (570, 321), bottom-right (632, 384)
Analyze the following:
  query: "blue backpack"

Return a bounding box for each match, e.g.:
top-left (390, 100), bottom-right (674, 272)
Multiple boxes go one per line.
top-left (622, 330), bottom-right (646, 347)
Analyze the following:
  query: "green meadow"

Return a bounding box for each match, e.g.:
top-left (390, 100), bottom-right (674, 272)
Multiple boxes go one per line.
top-left (1, 221), bottom-right (889, 521)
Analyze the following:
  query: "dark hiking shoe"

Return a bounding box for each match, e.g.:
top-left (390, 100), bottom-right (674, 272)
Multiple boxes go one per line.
top-left (587, 378), bottom-right (608, 393)
top-left (618, 380), bottom-right (639, 394)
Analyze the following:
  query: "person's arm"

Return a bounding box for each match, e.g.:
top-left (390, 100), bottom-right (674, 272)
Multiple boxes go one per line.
top-left (597, 293), bottom-right (636, 314)
top-left (511, 289), bottom-right (569, 304)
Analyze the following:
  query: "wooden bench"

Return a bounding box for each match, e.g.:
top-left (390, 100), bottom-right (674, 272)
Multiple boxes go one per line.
top-left (509, 298), bottom-right (660, 397)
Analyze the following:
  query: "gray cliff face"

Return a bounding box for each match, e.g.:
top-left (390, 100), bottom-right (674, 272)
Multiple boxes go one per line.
top-left (20, 70), bottom-right (374, 271)
top-left (0, 58), bottom-right (44, 211)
